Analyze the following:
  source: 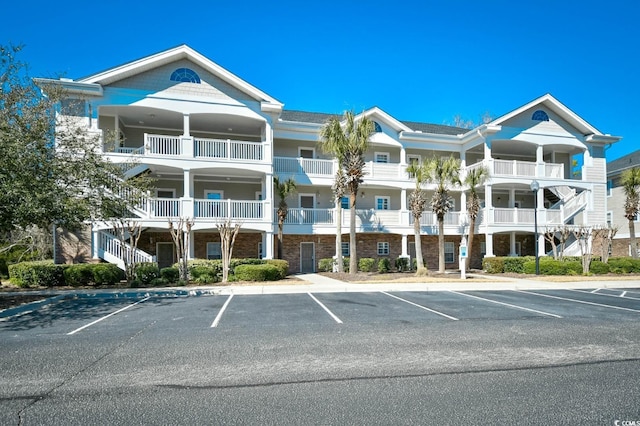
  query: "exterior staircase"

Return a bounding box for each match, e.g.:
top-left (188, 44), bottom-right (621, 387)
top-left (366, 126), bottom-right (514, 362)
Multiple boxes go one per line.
top-left (97, 230), bottom-right (155, 270)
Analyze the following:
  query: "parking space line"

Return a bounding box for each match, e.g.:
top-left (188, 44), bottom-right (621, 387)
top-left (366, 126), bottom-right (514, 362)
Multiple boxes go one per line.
top-left (569, 289), bottom-right (640, 301)
top-left (381, 292), bottom-right (459, 321)
top-left (517, 290), bottom-right (640, 313)
top-left (308, 293), bottom-right (343, 324)
top-left (211, 294), bottom-right (234, 328)
top-left (590, 288), bottom-right (601, 294)
top-left (67, 297), bottom-right (150, 335)
top-left (450, 291), bottom-right (562, 318)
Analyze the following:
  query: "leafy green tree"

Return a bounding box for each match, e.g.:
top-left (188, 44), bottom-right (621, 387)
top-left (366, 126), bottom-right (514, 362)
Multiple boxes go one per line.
top-left (0, 45), bottom-right (150, 239)
top-left (426, 156), bottom-right (461, 273)
top-left (319, 111), bottom-right (374, 274)
top-left (622, 167), bottom-right (640, 258)
top-left (463, 165), bottom-right (490, 270)
top-left (406, 160), bottom-right (429, 275)
top-left (274, 175), bottom-right (297, 260)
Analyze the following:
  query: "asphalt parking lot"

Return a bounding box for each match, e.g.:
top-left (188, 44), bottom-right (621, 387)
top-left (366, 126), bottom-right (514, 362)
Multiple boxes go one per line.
top-left (2, 287), bottom-right (640, 424)
top-left (3, 287), bottom-right (640, 334)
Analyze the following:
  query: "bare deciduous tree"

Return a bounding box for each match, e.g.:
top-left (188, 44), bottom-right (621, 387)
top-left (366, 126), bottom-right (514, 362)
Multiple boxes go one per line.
top-left (543, 227), bottom-right (559, 260)
top-left (572, 226), bottom-right (592, 274)
top-left (169, 217), bottom-right (194, 282)
top-left (218, 219), bottom-right (241, 283)
top-left (112, 218), bottom-right (143, 283)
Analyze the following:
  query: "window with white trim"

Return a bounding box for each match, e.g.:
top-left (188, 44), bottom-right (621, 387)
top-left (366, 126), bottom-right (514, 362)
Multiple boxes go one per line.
top-left (156, 188), bottom-right (176, 198)
top-left (375, 152), bottom-right (389, 163)
top-left (207, 242), bottom-right (221, 260)
top-left (299, 147), bottom-right (315, 159)
top-left (606, 211), bottom-right (613, 226)
top-left (480, 241), bottom-right (486, 256)
top-left (444, 242), bottom-right (455, 263)
top-left (341, 242), bottom-right (350, 256)
top-left (377, 242), bottom-right (390, 256)
top-left (607, 179), bottom-right (613, 197)
top-left (376, 196), bottom-right (390, 210)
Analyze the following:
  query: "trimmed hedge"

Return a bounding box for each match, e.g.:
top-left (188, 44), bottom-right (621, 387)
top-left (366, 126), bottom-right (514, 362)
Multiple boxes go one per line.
top-left (608, 257), bottom-right (640, 274)
top-left (395, 257), bottom-right (409, 272)
top-left (503, 256), bottom-right (534, 274)
top-left (359, 258), bottom-right (376, 272)
top-left (185, 258), bottom-right (289, 283)
top-left (378, 258), bottom-right (391, 273)
top-left (234, 264), bottom-right (280, 281)
top-left (263, 259), bottom-right (288, 279)
top-left (8, 261), bottom-right (67, 288)
top-left (523, 258), bottom-right (582, 275)
top-left (589, 261), bottom-right (610, 275)
top-left (482, 257), bottom-right (504, 274)
top-left (160, 267), bottom-right (180, 284)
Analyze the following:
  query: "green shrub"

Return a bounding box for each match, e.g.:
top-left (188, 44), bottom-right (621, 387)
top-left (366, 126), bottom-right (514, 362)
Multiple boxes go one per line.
top-left (8, 260), bottom-right (67, 287)
top-left (92, 264), bottom-right (125, 285)
top-left (410, 258), bottom-right (426, 271)
top-left (63, 264), bottom-right (94, 287)
top-left (523, 258), bottom-right (583, 275)
top-left (395, 257), bottom-right (409, 272)
top-left (503, 257), bottom-right (534, 274)
top-left (378, 258), bottom-right (391, 273)
top-left (483, 257), bottom-right (504, 274)
top-left (359, 258), bottom-right (376, 272)
top-left (234, 264), bottom-right (280, 281)
top-left (608, 257), bottom-right (633, 274)
top-left (150, 277), bottom-right (169, 287)
top-left (318, 258), bottom-right (334, 272)
top-left (187, 260), bottom-right (223, 282)
top-left (264, 259), bottom-right (288, 279)
top-left (134, 263), bottom-right (160, 286)
top-left (160, 267), bottom-right (180, 284)
top-left (590, 261), bottom-right (610, 274)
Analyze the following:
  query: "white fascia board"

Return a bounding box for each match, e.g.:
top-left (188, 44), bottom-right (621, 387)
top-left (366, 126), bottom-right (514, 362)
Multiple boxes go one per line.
top-left (34, 78), bottom-right (103, 96)
top-left (585, 134), bottom-right (622, 144)
top-left (79, 45), bottom-right (283, 107)
top-left (357, 107), bottom-right (412, 132)
top-left (274, 121), bottom-right (321, 141)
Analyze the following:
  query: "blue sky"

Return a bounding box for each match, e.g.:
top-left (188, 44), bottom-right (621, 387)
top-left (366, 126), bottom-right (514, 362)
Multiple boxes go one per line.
top-left (3, 0), bottom-right (637, 160)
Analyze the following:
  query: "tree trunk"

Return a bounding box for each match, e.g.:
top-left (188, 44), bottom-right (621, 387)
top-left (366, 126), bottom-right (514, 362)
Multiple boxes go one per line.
top-left (414, 216), bottom-right (426, 274)
top-left (349, 191), bottom-right (357, 274)
top-left (466, 216), bottom-right (475, 272)
top-left (277, 220), bottom-right (283, 260)
top-left (630, 219), bottom-right (637, 259)
top-left (335, 201), bottom-right (343, 272)
top-left (438, 217), bottom-right (445, 273)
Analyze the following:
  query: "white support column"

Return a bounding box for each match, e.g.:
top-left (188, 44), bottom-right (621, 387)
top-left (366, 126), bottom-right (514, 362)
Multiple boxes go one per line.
top-left (538, 233), bottom-right (546, 258)
top-left (508, 188), bottom-right (516, 208)
top-left (485, 233), bottom-right (495, 257)
top-left (401, 234), bottom-right (408, 258)
top-left (510, 232), bottom-right (516, 256)
top-left (264, 231), bottom-right (274, 259)
top-left (187, 230), bottom-right (195, 260)
top-left (182, 113), bottom-right (193, 157)
top-left (264, 121), bottom-right (273, 162)
top-left (459, 150), bottom-right (467, 181)
top-left (485, 184), bottom-right (493, 209)
top-left (92, 229), bottom-right (100, 260)
top-left (182, 169), bottom-right (194, 218)
top-left (183, 169), bottom-right (193, 198)
top-left (400, 147), bottom-right (407, 166)
top-left (114, 115), bottom-right (120, 150)
top-left (460, 191), bottom-right (467, 226)
top-left (264, 173), bottom-right (274, 225)
top-left (536, 145), bottom-right (544, 177)
top-left (182, 113), bottom-right (191, 137)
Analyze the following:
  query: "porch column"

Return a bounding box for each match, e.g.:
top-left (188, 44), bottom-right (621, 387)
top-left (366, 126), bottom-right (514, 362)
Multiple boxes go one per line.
top-left (401, 234), bottom-right (408, 258)
top-left (536, 145), bottom-right (544, 177)
top-left (265, 173), bottom-right (274, 224)
top-left (582, 148), bottom-right (592, 180)
top-left (538, 233), bottom-right (546, 258)
top-left (188, 230), bottom-right (195, 260)
top-left (459, 150), bottom-right (467, 181)
top-left (182, 113), bottom-right (194, 158)
top-left (182, 113), bottom-right (191, 137)
top-left (183, 169), bottom-right (194, 198)
top-left (182, 169), bottom-right (194, 218)
top-left (264, 231), bottom-right (274, 259)
top-left (484, 139), bottom-right (492, 161)
top-left (485, 233), bottom-right (495, 257)
top-left (459, 191), bottom-right (467, 226)
top-left (263, 121), bottom-right (273, 162)
top-left (508, 188), bottom-right (516, 208)
top-left (510, 232), bottom-right (516, 256)
top-left (92, 229), bottom-right (100, 260)
top-left (114, 115), bottom-right (120, 150)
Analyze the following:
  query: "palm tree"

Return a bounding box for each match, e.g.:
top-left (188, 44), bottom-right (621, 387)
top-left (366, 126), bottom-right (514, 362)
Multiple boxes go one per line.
top-left (406, 161), bottom-right (429, 275)
top-left (621, 167), bottom-right (640, 259)
top-left (319, 111), bottom-right (374, 274)
top-left (463, 165), bottom-right (490, 271)
top-left (274, 175), bottom-right (296, 260)
top-left (426, 156), bottom-right (461, 273)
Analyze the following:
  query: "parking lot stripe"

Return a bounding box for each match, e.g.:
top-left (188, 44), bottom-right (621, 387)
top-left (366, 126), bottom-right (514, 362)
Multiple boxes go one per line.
top-left (381, 292), bottom-right (459, 321)
top-left (211, 294), bottom-right (234, 328)
top-left (67, 297), bottom-right (150, 335)
top-left (590, 288), bottom-right (601, 294)
top-left (517, 290), bottom-right (640, 313)
top-left (450, 291), bottom-right (563, 318)
top-left (569, 288), bottom-right (640, 301)
top-left (308, 293), bottom-right (343, 324)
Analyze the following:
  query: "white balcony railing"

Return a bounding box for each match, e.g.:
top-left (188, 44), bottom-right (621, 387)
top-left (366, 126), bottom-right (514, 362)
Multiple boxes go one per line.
top-left (147, 134), bottom-right (182, 156)
top-left (467, 159), bottom-right (565, 179)
top-left (149, 198), bottom-right (182, 217)
top-left (283, 208), bottom-right (335, 224)
top-left (195, 200), bottom-right (264, 219)
top-left (195, 138), bottom-right (263, 161)
top-left (273, 157), bottom-right (335, 176)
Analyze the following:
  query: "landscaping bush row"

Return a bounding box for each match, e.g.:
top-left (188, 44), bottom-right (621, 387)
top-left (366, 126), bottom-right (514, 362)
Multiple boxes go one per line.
top-left (318, 257), bottom-right (414, 273)
top-left (180, 258), bottom-right (289, 284)
top-left (8, 261), bottom-right (124, 288)
top-left (482, 256), bottom-right (640, 275)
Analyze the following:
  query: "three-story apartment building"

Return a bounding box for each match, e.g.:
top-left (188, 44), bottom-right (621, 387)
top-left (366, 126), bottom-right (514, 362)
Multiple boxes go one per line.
top-left (44, 45), bottom-right (620, 272)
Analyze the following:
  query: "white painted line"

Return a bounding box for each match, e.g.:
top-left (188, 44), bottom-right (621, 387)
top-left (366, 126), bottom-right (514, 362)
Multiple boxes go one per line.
top-left (569, 288), bottom-right (640, 301)
top-left (381, 291), bottom-right (459, 321)
top-left (211, 294), bottom-right (234, 328)
top-left (67, 297), bottom-right (150, 335)
top-left (590, 288), bottom-right (601, 294)
top-left (518, 290), bottom-right (640, 314)
top-left (308, 293), bottom-right (343, 324)
top-left (450, 291), bottom-right (562, 319)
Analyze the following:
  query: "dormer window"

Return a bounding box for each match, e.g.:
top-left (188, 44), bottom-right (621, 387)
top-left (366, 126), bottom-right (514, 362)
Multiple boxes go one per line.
top-left (170, 68), bottom-right (201, 83)
top-left (532, 110), bottom-right (549, 121)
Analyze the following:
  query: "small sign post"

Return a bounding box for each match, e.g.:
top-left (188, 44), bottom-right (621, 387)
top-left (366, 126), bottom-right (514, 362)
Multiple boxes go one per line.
top-left (459, 237), bottom-right (468, 280)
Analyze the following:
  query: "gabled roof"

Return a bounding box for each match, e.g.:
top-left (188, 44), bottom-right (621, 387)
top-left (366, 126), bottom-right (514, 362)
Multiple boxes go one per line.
top-left (489, 93), bottom-right (602, 136)
top-left (280, 109), bottom-right (467, 136)
top-left (608, 149), bottom-right (640, 176)
top-left (77, 45), bottom-right (283, 108)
